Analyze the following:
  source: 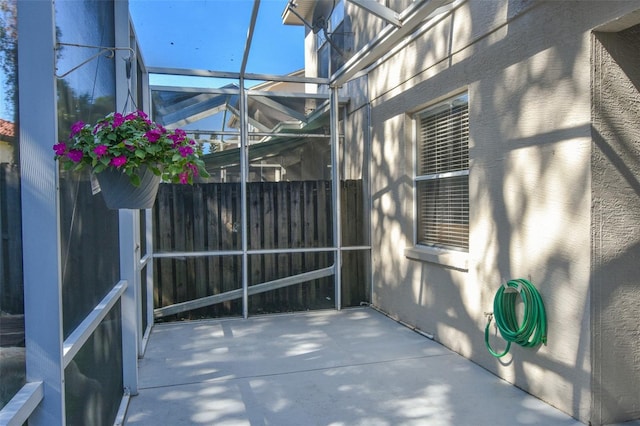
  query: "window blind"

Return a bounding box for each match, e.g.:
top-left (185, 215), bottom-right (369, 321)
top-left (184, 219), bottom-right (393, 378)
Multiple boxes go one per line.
top-left (416, 94), bottom-right (469, 251)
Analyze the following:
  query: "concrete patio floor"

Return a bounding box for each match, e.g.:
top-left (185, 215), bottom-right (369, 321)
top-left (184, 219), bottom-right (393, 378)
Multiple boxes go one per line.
top-left (124, 307), bottom-right (585, 426)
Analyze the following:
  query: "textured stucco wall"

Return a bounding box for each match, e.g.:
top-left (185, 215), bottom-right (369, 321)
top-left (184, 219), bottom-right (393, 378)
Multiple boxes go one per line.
top-left (358, 1), bottom-right (640, 423)
top-left (591, 26), bottom-right (640, 425)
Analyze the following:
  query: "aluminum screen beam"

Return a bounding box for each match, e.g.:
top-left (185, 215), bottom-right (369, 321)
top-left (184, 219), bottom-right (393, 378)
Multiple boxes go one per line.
top-left (153, 266), bottom-right (335, 318)
top-left (148, 67), bottom-right (329, 85)
top-left (348, 0), bottom-right (401, 27)
top-left (240, 0), bottom-right (260, 76)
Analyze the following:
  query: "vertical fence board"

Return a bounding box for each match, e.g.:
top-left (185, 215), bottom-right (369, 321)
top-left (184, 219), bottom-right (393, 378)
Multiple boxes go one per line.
top-left (275, 182), bottom-right (298, 310)
top-left (155, 185), bottom-right (175, 308)
top-left (289, 182), bottom-right (304, 304)
top-left (192, 185), bottom-right (208, 317)
top-left (262, 182), bottom-right (276, 309)
top-left (248, 182), bottom-right (263, 309)
top-left (205, 184), bottom-right (221, 314)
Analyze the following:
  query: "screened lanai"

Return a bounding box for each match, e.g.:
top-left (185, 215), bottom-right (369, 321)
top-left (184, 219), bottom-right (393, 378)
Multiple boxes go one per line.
top-left (3, 0), bottom-right (453, 423)
top-left (7, 0), bottom-right (640, 425)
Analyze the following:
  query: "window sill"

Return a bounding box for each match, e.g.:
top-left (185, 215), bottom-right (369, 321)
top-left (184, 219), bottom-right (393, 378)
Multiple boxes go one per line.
top-left (404, 245), bottom-right (469, 271)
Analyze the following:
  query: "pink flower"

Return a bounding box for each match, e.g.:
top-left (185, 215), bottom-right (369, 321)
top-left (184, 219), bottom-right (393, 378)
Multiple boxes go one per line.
top-left (93, 145), bottom-right (108, 157)
top-left (112, 113), bottom-right (124, 128)
top-left (145, 128), bottom-right (163, 142)
top-left (168, 130), bottom-right (186, 144)
top-left (125, 112), bottom-right (138, 121)
top-left (187, 163), bottom-right (199, 177)
top-left (53, 142), bottom-right (67, 156)
top-left (136, 110), bottom-right (148, 119)
top-left (179, 172), bottom-right (189, 184)
top-left (70, 121), bottom-right (84, 137)
top-left (109, 155), bottom-right (127, 167)
top-left (178, 145), bottom-right (194, 157)
top-left (67, 149), bottom-right (84, 163)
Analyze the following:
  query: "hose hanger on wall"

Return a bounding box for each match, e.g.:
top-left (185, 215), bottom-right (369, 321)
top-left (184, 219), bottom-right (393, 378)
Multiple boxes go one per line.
top-left (484, 278), bottom-right (547, 358)
top-left (55, 42), bottom-right (135, 79)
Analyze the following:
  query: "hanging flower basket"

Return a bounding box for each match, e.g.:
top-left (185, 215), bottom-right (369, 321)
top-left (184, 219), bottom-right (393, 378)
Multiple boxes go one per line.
top-left (53, 110), bottom-right (209, 209)
top-left (95, 166), bottom-right (160, 210)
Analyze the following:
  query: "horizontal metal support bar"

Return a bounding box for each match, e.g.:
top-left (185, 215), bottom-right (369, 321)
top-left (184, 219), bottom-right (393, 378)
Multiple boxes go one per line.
top-left (153, 246), bottom-right (369, 260)
top-left (339, 245), bottom-right (372, 251)
top-left (248, 131), bottom-right (330, 138)
top-left (154, 266), bottom-right (335, 319)
top-left (0, 381), bottom-right (44, 426)
top-left (184, 130), bottom-right (330, 139)
top-left (153, 247), bottom-right (341, 260)
top-left (248, 89), bottom-right (330, 99)
top-left (140, 253), bottom-right (152, 268)
top-left (148, 67), bottom-right (241, 79)
top-left (63, 280), bottom-right (127, 367)
top-left (150, 85), bottom-right (240, 95)
top-left (147, 67), bottom-right (329, 85)
top-left (153, 250), bottom-right (243, 258)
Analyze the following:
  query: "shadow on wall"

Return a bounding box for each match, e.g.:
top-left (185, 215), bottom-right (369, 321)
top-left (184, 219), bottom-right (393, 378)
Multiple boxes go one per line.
top-left (366, 1), bottom-right (640, 424)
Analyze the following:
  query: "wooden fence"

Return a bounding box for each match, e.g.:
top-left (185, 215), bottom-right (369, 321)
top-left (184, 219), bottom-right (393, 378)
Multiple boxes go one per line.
top-left (153, 180), bottom-right (368, 320)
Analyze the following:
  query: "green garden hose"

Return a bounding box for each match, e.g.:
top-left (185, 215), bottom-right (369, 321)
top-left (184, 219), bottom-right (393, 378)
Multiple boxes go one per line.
top-left (485, 278), bottom-right (547, 358)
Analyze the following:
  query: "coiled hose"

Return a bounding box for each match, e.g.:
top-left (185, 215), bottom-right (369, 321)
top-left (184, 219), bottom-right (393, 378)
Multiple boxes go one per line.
top-left (485, 278), bottom-right (547, 358)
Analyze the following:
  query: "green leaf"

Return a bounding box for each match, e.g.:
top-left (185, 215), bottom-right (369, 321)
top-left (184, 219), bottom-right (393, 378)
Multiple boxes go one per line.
top-left (135, 149), bottom-right (146, 159)
top-left (130, 174), bottom-right (141, 187)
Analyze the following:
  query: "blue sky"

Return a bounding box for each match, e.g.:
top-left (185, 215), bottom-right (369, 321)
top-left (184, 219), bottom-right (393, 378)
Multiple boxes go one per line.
top-left (0, 1), bottom-right (305, 120)
top-left (129, 0), bottom-right (306, 77)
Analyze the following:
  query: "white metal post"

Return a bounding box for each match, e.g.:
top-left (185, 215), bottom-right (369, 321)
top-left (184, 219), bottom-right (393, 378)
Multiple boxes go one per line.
top-left (330, 87), bottom-right (342, 310)
top-left (239, 80), bottom-right (249, 319)
top-left (115, 0), bottom-right (139, 396)
top-left (18, 1), bottom-right (65, 424)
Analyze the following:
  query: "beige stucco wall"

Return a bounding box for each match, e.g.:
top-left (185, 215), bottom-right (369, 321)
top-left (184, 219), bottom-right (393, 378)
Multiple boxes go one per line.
top-left (591, 25), bottom-right (640, 425)
top-left (355, 1), bottom-right (640, 424)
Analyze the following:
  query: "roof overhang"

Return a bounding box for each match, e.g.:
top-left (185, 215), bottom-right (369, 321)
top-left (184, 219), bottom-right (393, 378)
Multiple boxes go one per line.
top-left (281, 0), bottom-right (315, 26)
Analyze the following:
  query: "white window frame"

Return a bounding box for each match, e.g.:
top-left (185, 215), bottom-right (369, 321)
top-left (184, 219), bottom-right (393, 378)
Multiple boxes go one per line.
top-left (405, 91), bottom-right (469, 271)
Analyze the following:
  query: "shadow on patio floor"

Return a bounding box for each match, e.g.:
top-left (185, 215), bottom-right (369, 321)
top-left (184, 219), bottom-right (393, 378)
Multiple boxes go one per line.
top-left (125, 307), bottom-right (584, 426)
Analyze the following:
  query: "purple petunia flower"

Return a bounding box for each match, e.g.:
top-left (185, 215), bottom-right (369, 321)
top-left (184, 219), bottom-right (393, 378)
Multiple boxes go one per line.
top-left (145, 128), bottom-right (163, 143)
top-left (70, 121), bottom-right (85, 137)
top-left (67, 149), bottom-right (84, 163)
top-left (178, 145), bottom-right (194, 157)
top-left (110, 155), bottom-right (127, 167)
top-left (179, 172), bottom-right (189, 184)
top-left (53, 142), bottom-right (67, 156)
top-left (93, 145), bottom-right (108, 157)
top-left (112, 113), bottom-right (125, 128)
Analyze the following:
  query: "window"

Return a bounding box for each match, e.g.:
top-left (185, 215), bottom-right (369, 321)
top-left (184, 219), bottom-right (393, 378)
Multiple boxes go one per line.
top-left (316, 0), bottom-right (350, 78)
top-left (415, 92), bottom-right (469, 251)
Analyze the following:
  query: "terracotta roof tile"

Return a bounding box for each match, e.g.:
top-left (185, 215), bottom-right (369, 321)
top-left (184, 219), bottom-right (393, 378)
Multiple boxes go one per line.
top-left (0, 118), bottom-right (15, 139)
